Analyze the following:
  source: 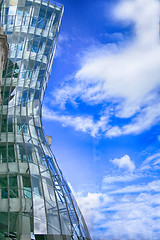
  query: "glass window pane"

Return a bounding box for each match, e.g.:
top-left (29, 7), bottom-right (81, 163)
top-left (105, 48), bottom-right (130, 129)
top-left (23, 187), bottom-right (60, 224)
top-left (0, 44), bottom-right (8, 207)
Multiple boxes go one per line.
top-left (17, 124), bottom-right (28, 133)
top-left (8, 145), bottom-right (15, 162)
top-left (0, 177), bottom-right (7, 187)
top-left (1, 119), bottom-right (6, 132)
top-left (23, 177), bottom-right (32, 198)
top-left (8, 118), bottom-right (13, 132)
top-left (0, 177), bottom-right (8, 199)
top-left (9, 176), bottom-right (18, 198)
top-left (32, 177), bottom-right (42, 196)
top-left (0, 146), bottom-right (6, 163)
top-left (1, 189), bottom-right (8, 199)
top-left (19, 145), bottom-right (27, 162)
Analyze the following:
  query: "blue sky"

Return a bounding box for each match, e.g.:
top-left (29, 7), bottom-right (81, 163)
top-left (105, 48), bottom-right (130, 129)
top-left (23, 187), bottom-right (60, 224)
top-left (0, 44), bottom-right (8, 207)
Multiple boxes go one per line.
top-left (42, 0), bottom-right (160, 239)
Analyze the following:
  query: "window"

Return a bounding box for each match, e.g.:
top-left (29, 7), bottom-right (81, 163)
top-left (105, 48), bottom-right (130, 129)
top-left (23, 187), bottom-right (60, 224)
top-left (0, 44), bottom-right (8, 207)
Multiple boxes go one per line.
top-left (17, 124), bottom-right (28, 134)
top-left (23, 177), bottom-right (32, 198)
top-left (0, 177), bottom-right (8, 199)
top-left (34, 90), bottom-right (40, 99)
top-left (22, 90), bottom-right (27, 106)
top-left (26, 70), bottom-right (32, 79)
top-left (22, 124), bottom-right (28, 133)
top-left (17, 42), bottom-right (23, 51)
top-left (26, 148), bottom-right (33, 163)
top-left (22, 12), bottom-right (29, 26)
top-left (1, 118), bottom-right (13, 132)
top-left (0, 146), bottom-right (6, 163)
top-left (35, 126), bottom-right (45, 143)
top-left (31, 16), bottom-right (37, 27)
top-left (9, 176), bottom-right (18, 198)
top-left (8, 145), bottom-right (15, 162)
top-left (19, 145), bottom-right (27, 162)
top-left (3, 92), bottom-right (9, 105)
top-left (32, 177), bottom-right (42, 196)
top-left (1, 119), bottom-right (7, 132)
top-left (8, 118), bottom-right (13, 132)
top-left (16, 10), bottom-right (23, 26)
top-left (3, 59), bottom-right (19, 78)
top-left (8, 6), bottom-right (17, 16)
top-left (27, 40), bottom-right (43, 54)
top-left (19, 145), bottom-right (33, 163)
top-left (37, 17), bottom-right (44, 29)
top-left (32, 41), bottom-right (38, 53)
top-left (8, 15), bottom-right (15, 25)
top-left (0, 145), bottom-right (15, 163)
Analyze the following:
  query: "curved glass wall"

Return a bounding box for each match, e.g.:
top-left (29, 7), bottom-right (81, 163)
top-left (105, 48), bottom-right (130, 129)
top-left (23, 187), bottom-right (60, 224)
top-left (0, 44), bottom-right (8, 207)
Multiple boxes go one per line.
top-left (0, 0), bottom-right (91, 239)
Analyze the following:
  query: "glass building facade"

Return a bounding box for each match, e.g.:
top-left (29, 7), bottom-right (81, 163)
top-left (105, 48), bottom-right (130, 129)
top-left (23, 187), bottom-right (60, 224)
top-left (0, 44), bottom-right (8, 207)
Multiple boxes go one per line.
top-left (0, 0), bottom-right (91, 239)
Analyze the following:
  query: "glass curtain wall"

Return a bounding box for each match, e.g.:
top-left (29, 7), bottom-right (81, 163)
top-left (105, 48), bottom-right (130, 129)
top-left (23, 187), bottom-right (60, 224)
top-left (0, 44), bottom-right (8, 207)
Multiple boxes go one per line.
top-left (0, 0), bottom-right (91, 239)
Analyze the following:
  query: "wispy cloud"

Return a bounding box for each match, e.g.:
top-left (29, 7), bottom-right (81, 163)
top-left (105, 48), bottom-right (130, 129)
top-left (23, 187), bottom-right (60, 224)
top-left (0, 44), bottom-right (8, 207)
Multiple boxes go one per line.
top-left (111, 180), bottom-right (160, 194)
top-left (103, 174), bottom-right (138, 184)
top-left (45, 0), bottom-right (160, 138)
top-left (106, 101), bottom-right (160, 137)
top-left (42, 106), bottom-right (109, 137)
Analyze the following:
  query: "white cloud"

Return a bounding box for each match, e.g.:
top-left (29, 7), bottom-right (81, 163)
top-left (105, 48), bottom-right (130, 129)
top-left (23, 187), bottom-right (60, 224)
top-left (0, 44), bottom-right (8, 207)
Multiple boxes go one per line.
top-left (142, 152), bottom-right (160, 165)
top-left (75, 46), bottom-right (160, 119)
top-left (111, 180), bottom-right (160, 194)
top-left (42, 106), bottom-right (109, 137)
top-left (102, 173), bottom-right (139, 191)
top-left (140, 152), bottom-right (160, 171)
top-left (43, 100), bottom-right (160, 138)
top-left (111, 155), bottom-right (135, 172)
top-left (48, 0), bottom-right (160, 138)
top-left (106, 101), bottom-right (160, 137)
top-left (72, 184), bottom-right (160, 239)
top-left (68, 150), bottom-right (160, 239)
top-left (67, 182), bottom-right (113, 234)
top-left (76, 192), bottom-right (113, 228)
top-left (102, 193), bottom-right (160, 240)
top-left (102, 174), bottom-right (137, 184)
top-left (114, 0), bottom-right (159, 47)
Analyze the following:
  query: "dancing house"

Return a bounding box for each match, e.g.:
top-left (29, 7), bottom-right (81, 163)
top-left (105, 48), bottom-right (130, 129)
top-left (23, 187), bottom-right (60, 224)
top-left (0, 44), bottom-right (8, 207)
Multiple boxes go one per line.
top-left (0, 0), bottom-right (91, 239)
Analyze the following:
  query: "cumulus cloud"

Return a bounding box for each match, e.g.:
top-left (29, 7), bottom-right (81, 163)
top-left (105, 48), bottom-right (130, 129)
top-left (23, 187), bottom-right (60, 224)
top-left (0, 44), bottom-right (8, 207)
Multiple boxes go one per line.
top-left (114, 0), bottom-right (159, 47)
top-left (76, 192), bottom-right (113, 228)
top-left (46, 0), bottom-right (160, 138)
top-left (67, 182), bottom-right (113, 234)
top-left (73, 0), bottom-right (160, 119)
top-left (111, 155), bottom-right (135, 172)
top-left (75, 46), bottom-right (160, 119)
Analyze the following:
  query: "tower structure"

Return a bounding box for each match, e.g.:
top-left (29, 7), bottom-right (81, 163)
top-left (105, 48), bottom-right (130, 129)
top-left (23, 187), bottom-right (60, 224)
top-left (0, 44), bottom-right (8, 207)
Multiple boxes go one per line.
top-left (0, 0), bottom-right (91, 239)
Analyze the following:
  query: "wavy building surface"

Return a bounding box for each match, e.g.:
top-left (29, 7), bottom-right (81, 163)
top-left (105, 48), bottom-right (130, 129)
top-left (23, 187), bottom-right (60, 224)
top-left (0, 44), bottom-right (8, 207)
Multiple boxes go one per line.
top-left (0, 0), bottom-right (91, 239)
